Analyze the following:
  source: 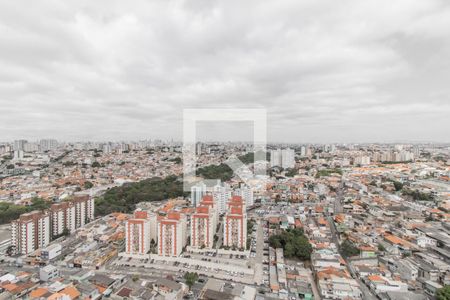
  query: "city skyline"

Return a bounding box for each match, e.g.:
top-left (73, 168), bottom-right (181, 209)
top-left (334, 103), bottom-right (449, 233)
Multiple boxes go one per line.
top-left (1, 1), bottom-right (449, 142)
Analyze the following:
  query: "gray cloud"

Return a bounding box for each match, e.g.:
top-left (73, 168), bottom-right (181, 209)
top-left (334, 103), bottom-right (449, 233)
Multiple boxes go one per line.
top-left (0, 0), bottom-right (449, 143)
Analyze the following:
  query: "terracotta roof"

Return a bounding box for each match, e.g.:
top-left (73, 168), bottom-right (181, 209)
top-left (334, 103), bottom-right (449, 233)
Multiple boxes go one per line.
top-left (29, 287), bottom-right (49, 299)
top-left (61, 286), bottom-right (81, 299)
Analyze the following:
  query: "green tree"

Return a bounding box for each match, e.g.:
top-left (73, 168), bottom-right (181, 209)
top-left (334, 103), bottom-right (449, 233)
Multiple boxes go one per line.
top-left (94, 175), bottom-right (187, 216)
top-left (84, 181), bottom-right (94, 189)
top-left (437, 286), bottom-right (450, 300)
top-left (341, 240), bottom-right (360, 258)
top-left (268, 228), bottom-right (312, 260)
top-left (285, 168), bottom-right (299, 177)
top-left (393, 181), bottom-right (403, 191)
top-left (184, 272), bottom-right (198, 290)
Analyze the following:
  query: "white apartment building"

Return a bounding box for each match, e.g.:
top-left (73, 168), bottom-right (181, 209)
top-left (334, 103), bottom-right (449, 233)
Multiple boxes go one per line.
top-left (191, 182), bottom-right (207, 207)
top-left (236, 185), bottom-right (254, 207)
top-left (13, 139), bottom-right (27, 151)
top-left (51, 202), bottom-right (76, 237)
top-left (223, 196), bottom-right (247, 250)
top-left (270, 149), bottom-right (282, 168)
top-left (354, 156), bottom-right (371, 166)
top-left (125, 210), bottom-right (151, 255)
top-left (213, 182), bottom-right (232, 214)
top-left (39, 139), bottom-right (58, 152)
top-left (11, 210), bottom-right (50, 255)
top-left (73, 195), bottom-right (95, 228)
top-left (281, 148), bottom-right (295, 169)
top-left (270, 148), bottom-right (295, 169)
top-left (157, 212), bottom-right (187, 257)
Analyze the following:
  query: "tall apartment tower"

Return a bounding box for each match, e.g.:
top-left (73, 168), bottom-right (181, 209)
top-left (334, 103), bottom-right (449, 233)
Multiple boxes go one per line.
top-left (199, 195), bottom-right (218, 226)
top-left (50, 202), bottom-right (76, 237)
top-left (190, 206), bottom-right (215, 249)
top-left (125, 210), bottom-right (151, 256)
top-left (236, 185), bottom-right (254, 208)
top-left (212, 181), bottom-right (232, 214)
top-left (13, 139), bottom-right (27, 151)
top-left (223, 196), bottom-right (247, 250)
top-left (281, 148), bottom-right (295, 169)
top-left (73, 195), bottom-right (95, 228)
top-left (270, 148), bottom-right (295, 169)
top-left (270, 149), bottom-right (282, 168)
top-left (157, 212), bottom-right (187, 257)
top-left (191, 182), bottom-right (206, 207)
top-left (11, 211), bottom-right (50, 255)
top-left (39, 139), bottom-right (58, 152)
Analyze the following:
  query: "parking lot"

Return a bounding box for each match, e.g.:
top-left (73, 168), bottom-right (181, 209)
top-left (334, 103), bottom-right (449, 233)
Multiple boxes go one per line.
top-left (111, 251), bottom-right (255, 284)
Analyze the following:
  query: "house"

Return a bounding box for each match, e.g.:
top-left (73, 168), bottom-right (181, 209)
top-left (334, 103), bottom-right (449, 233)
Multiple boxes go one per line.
top-left (366, 275), bottom-right (408, 294)
top-left (359, 245), bottom-right (377, 258)
top-left (152, 278), bottom-right (185, 299)
top-left (317, 267), bottom-right (362, 299)
top-left (40, 265), bottom-right (59, 282)
top-left (199, 278), bottom-right (256, 300)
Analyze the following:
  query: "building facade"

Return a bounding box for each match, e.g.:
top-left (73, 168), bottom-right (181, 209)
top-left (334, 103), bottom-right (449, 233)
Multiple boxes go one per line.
top-left (125, 210), bottom-right (151, 255)
top-left (191, 203), bottom-right (216, 249)
top-left (11, 211), bottom-right (51, 255)
top-left (223, 196), bottom-right (247, 250)
top-left (157, 212), bottom-right (187, 257)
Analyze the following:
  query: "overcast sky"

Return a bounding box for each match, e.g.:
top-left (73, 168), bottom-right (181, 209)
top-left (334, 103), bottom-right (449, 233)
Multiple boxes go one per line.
top-left (0, 0), bottom-right (449, 143)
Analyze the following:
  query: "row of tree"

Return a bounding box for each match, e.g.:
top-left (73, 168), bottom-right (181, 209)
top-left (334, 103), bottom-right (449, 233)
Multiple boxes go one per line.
top-left (0, 197), bottom-right (51, 225)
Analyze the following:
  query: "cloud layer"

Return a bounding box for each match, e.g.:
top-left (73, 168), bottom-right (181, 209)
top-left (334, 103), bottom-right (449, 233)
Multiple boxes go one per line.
top-left (0, 0), bottom-right (449, 142)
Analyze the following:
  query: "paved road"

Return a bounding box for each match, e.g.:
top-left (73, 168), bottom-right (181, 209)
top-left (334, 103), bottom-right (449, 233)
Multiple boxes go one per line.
top-left (253, 219), bottom-right (264, 285)
top-left (328, 214), bottom-right (377, 300)
top-left (334, 181), bottom-right (344, 214)
top-left (306, 269), bottom-right (321, 300)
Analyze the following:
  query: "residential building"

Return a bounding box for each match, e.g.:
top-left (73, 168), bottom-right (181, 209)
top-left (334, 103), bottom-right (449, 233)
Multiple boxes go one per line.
top-left (39, 265), bottom-right (59, 282)
top-left (223, 196), bottom-right (247, 250)
top-left (73, 195), bottom-right (95, 228)
top-left (191, 202), bottom-right (216, 249)
top-left (213, 181), bottom-right (232, 214)
top-left (191, 182), bottom-right (206, 207)
top-left (157, 212), bottom-right (187, 257)
top-left (11, 210), bottom-right (51, 255)
top-left (125, 210), bottom-right (151, 256)
top-left (50, 202), bottom-right (76, 237)
top-left (236, 185), bottom-right (254, 207)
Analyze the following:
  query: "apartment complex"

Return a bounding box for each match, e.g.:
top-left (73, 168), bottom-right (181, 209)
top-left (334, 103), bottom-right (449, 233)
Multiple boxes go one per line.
top-left (157, 212), bottom-right (187, 257)
top-left (73, 195), bottom-right (95, 228)
top-left (213, 182), bottom-right (232, 214)
top-left (11, 211), bottom-right (51, 255)
top-left (125, 210), bottom-right (151, 256)
top-left (11, 195), bottom-right (95, 255)
top-left (223, 196), bottom-right (247, 249)
top-left (270, 148), bottom-right (295, 169)
top-left (50, 202), bottom-right (76, 237)
top-left (190, 196), bottom-right (217, 249)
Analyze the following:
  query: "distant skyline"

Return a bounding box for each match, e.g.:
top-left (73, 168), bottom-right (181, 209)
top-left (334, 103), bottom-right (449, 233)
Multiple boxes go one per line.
top-left (0, 1), bottom-right (449, 143)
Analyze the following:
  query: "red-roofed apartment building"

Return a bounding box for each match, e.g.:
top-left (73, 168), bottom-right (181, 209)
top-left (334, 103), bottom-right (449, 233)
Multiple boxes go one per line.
top-left (223, 196), bottom-right (247, 250)
top-left (125, 210), bottom-right (151, 256)
top-left (191, 196), bottom-right (218, 249)
top-left (157, 211), bottom-right (187, 257)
